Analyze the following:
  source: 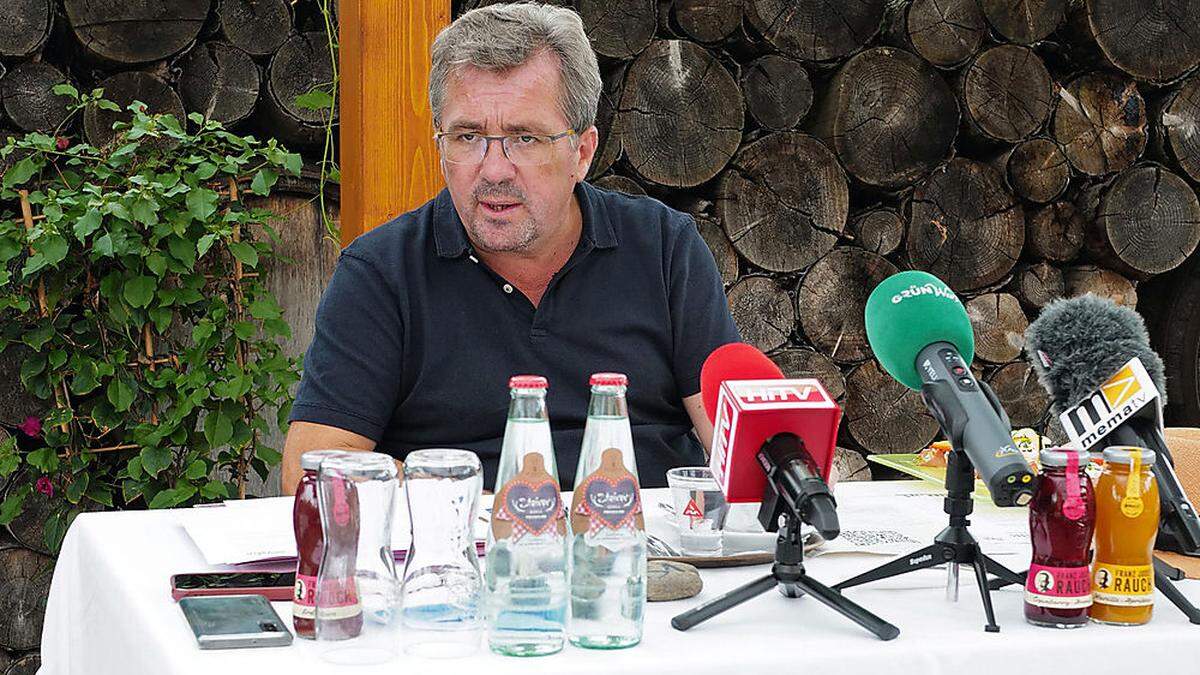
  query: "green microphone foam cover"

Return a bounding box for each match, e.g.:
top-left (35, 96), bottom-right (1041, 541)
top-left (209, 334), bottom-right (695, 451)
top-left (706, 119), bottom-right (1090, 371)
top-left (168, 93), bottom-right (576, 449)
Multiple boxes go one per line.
top-left (864, 271), bottom-right (975, 391)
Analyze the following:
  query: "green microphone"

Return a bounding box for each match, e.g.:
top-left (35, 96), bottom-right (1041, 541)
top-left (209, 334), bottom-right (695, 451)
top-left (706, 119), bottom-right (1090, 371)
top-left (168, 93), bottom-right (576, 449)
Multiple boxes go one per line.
top-left (865, 271), bottom-right (1034, 507)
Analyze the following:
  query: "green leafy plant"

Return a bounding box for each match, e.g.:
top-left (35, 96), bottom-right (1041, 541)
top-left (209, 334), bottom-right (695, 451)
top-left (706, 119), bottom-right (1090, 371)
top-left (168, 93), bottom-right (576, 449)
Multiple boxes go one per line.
top-left (295, 0), bottom-right (341, 243)
top-left (0, 86), bottom-right (303, 552)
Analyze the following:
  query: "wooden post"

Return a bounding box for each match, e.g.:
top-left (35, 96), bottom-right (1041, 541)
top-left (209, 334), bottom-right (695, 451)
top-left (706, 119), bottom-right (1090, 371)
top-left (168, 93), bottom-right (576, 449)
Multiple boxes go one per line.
top-left (339, 0), bottom-right (450, 248)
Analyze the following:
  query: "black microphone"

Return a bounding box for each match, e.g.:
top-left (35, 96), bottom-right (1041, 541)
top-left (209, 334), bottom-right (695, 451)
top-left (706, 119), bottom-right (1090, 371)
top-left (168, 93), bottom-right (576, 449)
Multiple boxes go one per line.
top-left (1026, 294), bottom-right (1200, 555)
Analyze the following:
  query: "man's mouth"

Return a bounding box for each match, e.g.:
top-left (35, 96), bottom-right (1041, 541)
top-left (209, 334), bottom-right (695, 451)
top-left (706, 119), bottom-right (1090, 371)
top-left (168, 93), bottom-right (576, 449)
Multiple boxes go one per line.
top-left (479, 199), bottom-right (522, 216)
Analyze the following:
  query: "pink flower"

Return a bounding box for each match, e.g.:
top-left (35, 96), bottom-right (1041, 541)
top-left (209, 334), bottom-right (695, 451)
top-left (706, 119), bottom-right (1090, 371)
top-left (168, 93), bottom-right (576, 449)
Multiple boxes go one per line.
top-left (18, 416), bottom-right (41, 437)
top-left (55, 136), bottom-right (70, 151)
top-left (35, 476), bottom-right (54, 498)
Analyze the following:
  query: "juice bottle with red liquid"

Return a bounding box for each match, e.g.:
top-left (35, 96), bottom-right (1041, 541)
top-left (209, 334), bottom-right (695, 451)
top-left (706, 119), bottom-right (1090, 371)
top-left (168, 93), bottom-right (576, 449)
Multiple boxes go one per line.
top-left (1025, 447), bottom-right (1095, 628)
top-left (315, 456), bottom-right (364, 640)
top-left (292, 450), bottom-right (349, 638)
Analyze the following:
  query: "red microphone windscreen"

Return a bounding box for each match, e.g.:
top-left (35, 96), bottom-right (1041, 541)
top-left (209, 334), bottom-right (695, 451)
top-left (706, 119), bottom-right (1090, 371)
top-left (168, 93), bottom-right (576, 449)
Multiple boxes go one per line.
top-left (699, 343), bottom-right (785, 423)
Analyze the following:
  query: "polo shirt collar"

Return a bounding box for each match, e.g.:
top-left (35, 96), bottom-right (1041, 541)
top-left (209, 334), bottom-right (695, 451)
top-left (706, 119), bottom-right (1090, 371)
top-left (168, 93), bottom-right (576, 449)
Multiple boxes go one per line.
top-left (433, 182), bottom-right (617, 259)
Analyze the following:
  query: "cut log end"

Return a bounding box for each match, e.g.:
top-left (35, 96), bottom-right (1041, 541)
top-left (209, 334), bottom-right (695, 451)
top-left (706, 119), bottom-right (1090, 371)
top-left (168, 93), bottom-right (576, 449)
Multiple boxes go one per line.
top-left (798, 247), bottom-right (898, 364)
top-left (745, 0), bottom-right (885, 62)
top-left (179, 42), bottom-right (262, 127)
top-left (906, 158), bottom-right (1024, 292)
top-left (846, 360), bottom-right (940, 454)
top-left (847, 208), bottom-right (903, 256)
top-left (1010, 262), bottom-right (1065, 310)
top-left (0, 62), bottom-right (72, 133)
top-left (1026, 201), bottom-right (1085, 262)
top-left (812, 47), bottom-right (959, 190)
top-left (694, 215), bottom-right (739, 287)
top-left (63, 0), bottom-right (209, 64)
top-left (83, 71), bottom-right (186, 149)
top-left (727, 276), bottom-right (795, 353)
top-left (0, 547), bottom-right (54, 652)
top-left (988, 361), bottom-right (1050, 429)
top-left (1006, 138), bottom-right (1070, 203)
top-left (577, 0), bottom-right (657, 59)
top-left (620, 40), bottom-right (743, 188)
top-left (962, 45), bottom-right (1053, 143)
top-left (741, 55), bottom-right (812, 132)
top-left (979, 0), bottom-right (1067, 44)
top-left (1064, 264), bottom-right (1138, 308)
top-left (1087, 0), bottom-right (1200, 84)
top-left (904, 0), bottom-right (986, 68)
top-left (1053, 73), bottom-right (1147, 177)
top-left (965, 293), bottom-right (1029, 364)
top-left (1085, 165), bottom-right (1200, 278)
top-left (769, 348), bottom-right (847, 401)
top-left (716, 132), bottom-right (848, 273)
top-left (0, 0), bottom-right (53, 58)
top-left (216, 0), bottom-right (293, 56)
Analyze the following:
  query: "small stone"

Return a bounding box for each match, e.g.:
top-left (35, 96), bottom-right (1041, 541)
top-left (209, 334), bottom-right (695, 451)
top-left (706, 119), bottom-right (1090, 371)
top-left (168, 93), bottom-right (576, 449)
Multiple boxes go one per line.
top-left (647, 560), bottom-right (702, 602)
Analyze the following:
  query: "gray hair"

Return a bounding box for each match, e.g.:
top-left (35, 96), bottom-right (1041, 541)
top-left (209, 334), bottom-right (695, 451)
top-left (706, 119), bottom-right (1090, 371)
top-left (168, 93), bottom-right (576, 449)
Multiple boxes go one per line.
top-left (430, 2), bottom-right (602, 134)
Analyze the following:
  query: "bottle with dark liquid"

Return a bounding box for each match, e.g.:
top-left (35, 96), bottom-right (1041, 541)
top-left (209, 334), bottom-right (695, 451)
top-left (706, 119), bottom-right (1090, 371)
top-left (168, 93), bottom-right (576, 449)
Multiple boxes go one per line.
top-left (1025, 447), bottom-right (1095, 628)
top-left (292, 450), bottom-right (349, 639)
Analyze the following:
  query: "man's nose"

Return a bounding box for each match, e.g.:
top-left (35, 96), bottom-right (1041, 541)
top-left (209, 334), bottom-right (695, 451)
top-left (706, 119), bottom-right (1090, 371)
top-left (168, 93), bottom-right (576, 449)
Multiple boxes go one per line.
top-left (478, 138), bottom-right (517, 182)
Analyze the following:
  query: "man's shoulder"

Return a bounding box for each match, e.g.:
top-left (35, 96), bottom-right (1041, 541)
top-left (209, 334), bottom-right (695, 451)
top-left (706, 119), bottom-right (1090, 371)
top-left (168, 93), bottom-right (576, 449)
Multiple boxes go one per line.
top-left (341, 191), bottom-right (444, 266)
top-left (584, 181), bottom-right (696, 248)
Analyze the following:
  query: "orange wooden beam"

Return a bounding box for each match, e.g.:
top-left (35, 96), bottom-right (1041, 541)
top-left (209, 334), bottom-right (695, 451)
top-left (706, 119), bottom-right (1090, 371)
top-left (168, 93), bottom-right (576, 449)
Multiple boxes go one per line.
top-left (339, 0), bottom-right (450, 248)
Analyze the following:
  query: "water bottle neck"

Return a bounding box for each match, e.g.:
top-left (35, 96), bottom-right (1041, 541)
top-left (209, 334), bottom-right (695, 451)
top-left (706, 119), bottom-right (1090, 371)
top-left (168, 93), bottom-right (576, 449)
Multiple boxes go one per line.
top-left (508, 390), bottom-right (549, 421)
top-left (587, 386), bottom-right (627, 418)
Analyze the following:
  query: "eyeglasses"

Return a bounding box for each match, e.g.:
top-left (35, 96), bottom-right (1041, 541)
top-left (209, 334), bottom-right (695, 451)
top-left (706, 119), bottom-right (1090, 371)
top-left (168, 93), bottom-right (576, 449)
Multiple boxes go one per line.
top-left (433, 130), bottom-right (576, 166)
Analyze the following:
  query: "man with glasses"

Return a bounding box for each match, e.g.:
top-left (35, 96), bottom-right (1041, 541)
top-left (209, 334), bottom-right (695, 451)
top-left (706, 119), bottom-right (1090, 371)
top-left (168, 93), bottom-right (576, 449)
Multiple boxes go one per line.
top-left (281, 3), bottom-right (739, 492)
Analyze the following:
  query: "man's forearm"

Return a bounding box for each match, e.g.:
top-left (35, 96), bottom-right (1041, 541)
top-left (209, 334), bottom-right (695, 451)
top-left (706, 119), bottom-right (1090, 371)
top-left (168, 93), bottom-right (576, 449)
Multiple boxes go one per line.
top-left (280, 421), bottom-right (379, 495)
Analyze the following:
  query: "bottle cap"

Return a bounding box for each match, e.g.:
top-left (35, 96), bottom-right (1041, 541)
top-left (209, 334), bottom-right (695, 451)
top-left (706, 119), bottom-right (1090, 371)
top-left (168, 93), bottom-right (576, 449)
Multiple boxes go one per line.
top-left (589, 372), bottom-right (628, 387)
top-left (509, 375), bottom-right (548, 390)
top-left (300, 449), bottom-right (351, 471)
top-left (1102, 446), bottom-right (1157, 466)
top-left (1039, 446), bottom-right (1089, 468)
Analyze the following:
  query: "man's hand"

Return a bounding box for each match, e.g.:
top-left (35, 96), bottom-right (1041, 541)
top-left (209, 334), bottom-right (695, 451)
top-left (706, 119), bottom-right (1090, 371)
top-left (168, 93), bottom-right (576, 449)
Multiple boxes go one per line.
top-left (281, 421), bottom-right (378, 495)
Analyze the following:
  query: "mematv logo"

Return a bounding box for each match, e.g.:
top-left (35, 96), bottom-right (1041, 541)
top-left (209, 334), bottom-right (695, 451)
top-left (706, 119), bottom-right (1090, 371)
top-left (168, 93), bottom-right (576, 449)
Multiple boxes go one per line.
top-left (1101, 364), bottom-right (1141, 410)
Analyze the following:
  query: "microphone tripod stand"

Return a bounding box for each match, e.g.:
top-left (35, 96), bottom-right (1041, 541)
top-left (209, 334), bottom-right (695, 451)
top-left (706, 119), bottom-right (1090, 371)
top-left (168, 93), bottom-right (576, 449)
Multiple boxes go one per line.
top-left (833, 448), bottom-right (1025, 633)
top-left (671, 480), bottom-right (900, 640)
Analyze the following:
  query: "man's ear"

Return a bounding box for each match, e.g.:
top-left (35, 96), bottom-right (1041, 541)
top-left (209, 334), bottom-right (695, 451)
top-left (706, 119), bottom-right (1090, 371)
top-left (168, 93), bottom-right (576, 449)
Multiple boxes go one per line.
top-left (575, 125), bottom-right (599, 182)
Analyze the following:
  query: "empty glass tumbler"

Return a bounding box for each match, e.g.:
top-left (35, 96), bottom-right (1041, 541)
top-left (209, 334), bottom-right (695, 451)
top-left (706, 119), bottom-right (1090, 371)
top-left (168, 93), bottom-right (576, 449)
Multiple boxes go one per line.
top-left (401, 448), bottom-right (485, 657)
top-left (314, 451), bottom-right (401, 665)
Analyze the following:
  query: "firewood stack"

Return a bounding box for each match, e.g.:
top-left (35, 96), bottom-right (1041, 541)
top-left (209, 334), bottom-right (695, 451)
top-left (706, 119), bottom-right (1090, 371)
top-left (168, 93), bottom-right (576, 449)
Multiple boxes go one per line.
top-left (0, 0), bottom-right (336, 152)
top-left (460, 0), bottom-right (1200, 474)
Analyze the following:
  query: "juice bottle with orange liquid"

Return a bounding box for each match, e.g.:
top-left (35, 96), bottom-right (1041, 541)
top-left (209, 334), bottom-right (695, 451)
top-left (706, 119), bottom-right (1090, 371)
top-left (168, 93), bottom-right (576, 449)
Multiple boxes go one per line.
top-left (1090, 446), bottom-right (1159, 625)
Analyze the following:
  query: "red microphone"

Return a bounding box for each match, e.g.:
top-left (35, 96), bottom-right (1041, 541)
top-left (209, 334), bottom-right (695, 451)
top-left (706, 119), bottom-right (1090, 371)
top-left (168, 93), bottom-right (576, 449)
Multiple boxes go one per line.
top-left (703, 344), bottom-right (841, 507)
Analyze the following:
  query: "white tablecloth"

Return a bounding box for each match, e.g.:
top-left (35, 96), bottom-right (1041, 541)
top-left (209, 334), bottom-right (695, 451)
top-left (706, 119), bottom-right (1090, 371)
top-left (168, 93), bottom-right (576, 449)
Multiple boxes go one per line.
top-left (39, 481), bottom-right (1200, 675)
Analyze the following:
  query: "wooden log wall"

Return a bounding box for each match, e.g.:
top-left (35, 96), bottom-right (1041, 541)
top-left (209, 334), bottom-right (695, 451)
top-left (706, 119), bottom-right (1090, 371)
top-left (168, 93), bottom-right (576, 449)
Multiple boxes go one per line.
top-left (458, 0), bottom-right (1200, 477)
top-left (0, 0), bottom-right (337, 149)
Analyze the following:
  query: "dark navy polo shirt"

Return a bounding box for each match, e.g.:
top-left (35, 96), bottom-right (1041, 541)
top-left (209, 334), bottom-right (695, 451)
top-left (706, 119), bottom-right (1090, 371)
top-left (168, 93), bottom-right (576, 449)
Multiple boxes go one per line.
top-left (289, 181), bottom-right (740, 489)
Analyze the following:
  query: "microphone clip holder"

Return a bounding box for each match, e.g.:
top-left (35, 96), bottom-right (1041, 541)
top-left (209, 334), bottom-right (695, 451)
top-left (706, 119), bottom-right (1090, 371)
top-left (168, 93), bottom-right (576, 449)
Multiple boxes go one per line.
top-left (833, 447), bottom-right (1025, 633)
top-left (671, 463), bottom-right (900, 640)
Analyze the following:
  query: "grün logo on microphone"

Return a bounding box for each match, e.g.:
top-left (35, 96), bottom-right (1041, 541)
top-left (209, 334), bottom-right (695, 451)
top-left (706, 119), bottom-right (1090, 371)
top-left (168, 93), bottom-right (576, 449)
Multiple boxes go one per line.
top-left (890, 282), bottom-right (960, 305)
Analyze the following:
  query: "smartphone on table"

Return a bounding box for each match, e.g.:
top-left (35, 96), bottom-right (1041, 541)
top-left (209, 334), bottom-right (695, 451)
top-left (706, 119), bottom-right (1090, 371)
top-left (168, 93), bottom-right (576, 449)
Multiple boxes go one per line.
top-left (170, 570), bottom-right (296, 602)
top-left (178, 594), bottom-right (293, 650)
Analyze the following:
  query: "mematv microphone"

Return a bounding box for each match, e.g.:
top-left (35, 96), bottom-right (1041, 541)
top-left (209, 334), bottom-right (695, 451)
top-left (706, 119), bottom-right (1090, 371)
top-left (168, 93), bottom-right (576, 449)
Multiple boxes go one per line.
top-left (1026, 294), bottom-right (1200, 555)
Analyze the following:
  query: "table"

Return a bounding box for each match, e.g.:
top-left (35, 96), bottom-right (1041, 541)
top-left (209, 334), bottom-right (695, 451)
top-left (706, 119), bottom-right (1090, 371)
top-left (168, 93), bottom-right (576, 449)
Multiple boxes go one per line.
top-left (39, 481), bottom-right (1200, 675)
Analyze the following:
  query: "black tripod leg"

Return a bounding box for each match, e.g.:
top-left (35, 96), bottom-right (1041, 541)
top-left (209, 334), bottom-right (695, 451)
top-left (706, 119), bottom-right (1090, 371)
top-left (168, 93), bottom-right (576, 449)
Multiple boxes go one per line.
top-left (793, 575), bottom-right (900, 641)
top-left (983, 556), bottom-right (1027, 590)
top-left (835, 545), bottom-right (944, 591)
top-left (672, 574), bottom-right (778, 631)
top-left (968, 552), bottom-right (1001, 633)
top-left (1155, 555), bottom-right (1187, 581)
top-left (1154, 568), bottom-right (1200, 625)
